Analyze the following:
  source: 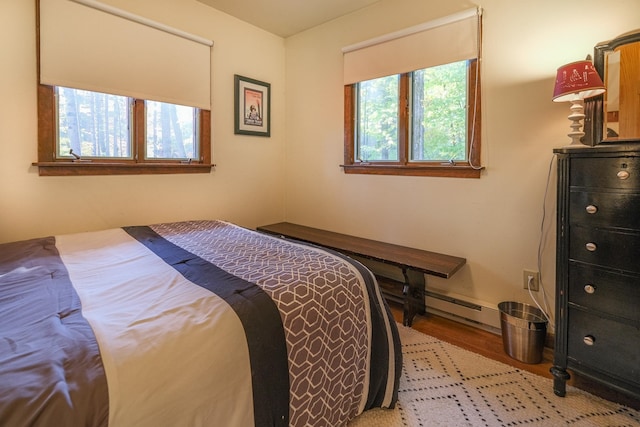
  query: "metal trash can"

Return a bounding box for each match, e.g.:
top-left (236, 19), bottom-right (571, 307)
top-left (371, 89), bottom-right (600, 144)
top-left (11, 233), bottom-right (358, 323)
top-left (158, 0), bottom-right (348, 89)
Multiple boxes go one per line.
top-left (498, 301), bottom-right (547, 364)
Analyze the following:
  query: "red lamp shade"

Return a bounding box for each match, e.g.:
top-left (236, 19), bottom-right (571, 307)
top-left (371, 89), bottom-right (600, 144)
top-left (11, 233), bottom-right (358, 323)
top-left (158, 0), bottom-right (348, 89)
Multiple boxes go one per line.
top-left (552, 60), bottom-right (605, 102)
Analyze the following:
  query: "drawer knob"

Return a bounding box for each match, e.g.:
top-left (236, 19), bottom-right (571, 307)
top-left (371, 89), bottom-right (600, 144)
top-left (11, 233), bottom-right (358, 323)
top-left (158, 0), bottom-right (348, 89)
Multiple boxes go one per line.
top-left (617, 170), bottom-right (630, 180)
top-left (584, 284), bottom-right (596, 294)
top-left (585, 242), bottom-right (597, 252)
top-left (583, 335), bottom-right (596, 346)
top-left (585, 205), bottom-right (598, 214)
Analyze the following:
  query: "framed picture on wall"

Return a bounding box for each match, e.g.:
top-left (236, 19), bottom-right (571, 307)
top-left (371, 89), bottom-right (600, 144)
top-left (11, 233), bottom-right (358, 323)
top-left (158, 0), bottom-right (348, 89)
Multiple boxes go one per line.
top-left (234, 75), bottom-right (271, 137)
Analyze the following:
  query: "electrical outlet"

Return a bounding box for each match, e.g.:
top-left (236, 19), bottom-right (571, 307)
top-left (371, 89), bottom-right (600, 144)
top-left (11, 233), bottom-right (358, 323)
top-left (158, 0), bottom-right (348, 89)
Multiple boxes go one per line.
top-left (523, 269), bottom-right (540, 291)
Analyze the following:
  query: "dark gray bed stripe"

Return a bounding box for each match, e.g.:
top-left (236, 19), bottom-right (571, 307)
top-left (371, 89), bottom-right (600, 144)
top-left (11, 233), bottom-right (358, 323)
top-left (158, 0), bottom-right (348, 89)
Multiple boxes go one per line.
top-left (0, 237), bottom-right (109, 427)
top-left (124, 226), bottom-right (289, 427)
top-left (347, 256), bottom-right (401, 409)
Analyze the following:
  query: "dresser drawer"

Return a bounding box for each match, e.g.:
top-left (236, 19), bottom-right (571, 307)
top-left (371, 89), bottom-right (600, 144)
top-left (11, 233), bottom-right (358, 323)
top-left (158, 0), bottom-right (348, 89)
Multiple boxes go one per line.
top-left (571, 157), bottom-right (640, 189)
top-left (568, 308), bottom-right (640, 385)
top-left (569, 224), bottom-right (640, 273)
top-left (568, 262), bottom-right (640, 322)
top-left (570, 191), bottom-right (640, 230)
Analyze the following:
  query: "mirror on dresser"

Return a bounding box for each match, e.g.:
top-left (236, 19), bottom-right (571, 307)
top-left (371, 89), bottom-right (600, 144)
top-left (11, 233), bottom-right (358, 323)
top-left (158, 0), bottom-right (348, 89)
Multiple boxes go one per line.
top-left (584, 29), bottom-right (640, 145)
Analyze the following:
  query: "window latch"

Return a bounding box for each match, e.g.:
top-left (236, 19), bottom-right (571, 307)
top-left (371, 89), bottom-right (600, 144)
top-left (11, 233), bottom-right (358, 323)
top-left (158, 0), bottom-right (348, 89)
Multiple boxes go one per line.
top-left (69, 149), bottom-right (91, 162)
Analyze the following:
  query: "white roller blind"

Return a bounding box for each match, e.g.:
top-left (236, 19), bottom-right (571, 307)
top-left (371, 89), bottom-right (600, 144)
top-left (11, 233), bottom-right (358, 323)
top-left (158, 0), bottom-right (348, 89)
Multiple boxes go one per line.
top-left (343, 8), bottom-right (481, 85)
top-left (39, 0), bottom-right (213, 110)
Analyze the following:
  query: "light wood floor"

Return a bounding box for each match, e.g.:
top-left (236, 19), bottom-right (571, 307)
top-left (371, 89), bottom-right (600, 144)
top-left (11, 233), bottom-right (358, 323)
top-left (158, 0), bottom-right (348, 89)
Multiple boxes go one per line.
top-left (388, 303), bottom-right (640, 410)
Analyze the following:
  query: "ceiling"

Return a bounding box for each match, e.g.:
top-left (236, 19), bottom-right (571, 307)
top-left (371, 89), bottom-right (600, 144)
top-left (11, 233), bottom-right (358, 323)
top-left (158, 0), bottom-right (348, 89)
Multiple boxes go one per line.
top-left (197, 0), bottom-right (382, 38)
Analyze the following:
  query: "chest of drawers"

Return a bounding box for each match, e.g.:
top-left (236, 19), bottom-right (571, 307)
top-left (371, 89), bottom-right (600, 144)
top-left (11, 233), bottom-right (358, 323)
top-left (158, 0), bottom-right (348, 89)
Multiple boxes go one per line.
top-left (552, 144), bottom-right (640, 401)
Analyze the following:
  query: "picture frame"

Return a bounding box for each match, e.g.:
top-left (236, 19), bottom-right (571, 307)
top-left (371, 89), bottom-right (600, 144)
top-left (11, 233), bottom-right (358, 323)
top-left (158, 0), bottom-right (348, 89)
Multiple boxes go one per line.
top-left (234, 75), bottom-right (271, 137)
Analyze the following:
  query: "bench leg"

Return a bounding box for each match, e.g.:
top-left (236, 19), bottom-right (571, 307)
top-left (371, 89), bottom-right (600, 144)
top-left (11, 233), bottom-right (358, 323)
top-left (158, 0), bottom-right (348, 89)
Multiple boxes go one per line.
top-left (402, 268), bottom-right (426, 327)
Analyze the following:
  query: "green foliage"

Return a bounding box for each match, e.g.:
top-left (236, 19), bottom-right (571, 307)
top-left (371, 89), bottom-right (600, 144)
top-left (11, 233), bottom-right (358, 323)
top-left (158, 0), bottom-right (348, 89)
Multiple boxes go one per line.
top-left (413, 61), bottom-right (467, 161)
top-left (355, 61), bottom-right (468, 162)
top-left (357, 75), bottom-right (399, 161)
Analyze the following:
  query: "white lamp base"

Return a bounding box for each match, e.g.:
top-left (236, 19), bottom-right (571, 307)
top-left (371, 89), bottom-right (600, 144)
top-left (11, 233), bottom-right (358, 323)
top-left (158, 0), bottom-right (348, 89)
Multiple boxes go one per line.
top-left (566, 98), bottom-right (586, 145)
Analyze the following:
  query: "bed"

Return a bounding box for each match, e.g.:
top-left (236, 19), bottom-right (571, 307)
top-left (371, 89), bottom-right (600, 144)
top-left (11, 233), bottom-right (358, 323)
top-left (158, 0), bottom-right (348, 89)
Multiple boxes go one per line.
top-left (0, 220), bottom-right (401, 427)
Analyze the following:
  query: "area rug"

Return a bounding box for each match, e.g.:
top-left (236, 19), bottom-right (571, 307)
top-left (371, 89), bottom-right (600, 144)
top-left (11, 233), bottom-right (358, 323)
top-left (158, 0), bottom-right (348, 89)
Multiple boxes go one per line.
top-left (349, 324), bottom-right (640, 426)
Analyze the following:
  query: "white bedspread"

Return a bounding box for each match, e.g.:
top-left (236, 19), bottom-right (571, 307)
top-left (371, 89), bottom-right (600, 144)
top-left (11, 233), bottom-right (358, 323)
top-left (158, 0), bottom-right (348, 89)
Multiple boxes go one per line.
top-left (58, 228), bottom-right (255, 426)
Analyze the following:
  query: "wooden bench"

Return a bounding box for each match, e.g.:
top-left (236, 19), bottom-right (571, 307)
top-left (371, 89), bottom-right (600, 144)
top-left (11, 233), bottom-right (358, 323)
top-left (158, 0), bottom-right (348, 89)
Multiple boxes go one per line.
top-left (256, 222), bottom-right (466, 326)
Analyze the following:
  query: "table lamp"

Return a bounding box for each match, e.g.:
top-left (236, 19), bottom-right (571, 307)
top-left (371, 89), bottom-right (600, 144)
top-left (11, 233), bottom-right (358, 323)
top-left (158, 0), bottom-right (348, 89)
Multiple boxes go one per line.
top-left (552, 60), bottom-right (605, 145)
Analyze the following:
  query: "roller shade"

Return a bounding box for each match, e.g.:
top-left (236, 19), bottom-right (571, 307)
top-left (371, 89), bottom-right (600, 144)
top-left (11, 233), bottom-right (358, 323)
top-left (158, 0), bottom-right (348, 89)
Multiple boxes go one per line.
top-left (343, 8), bottom-right (481, 85)
top-left (39, 0), bottom-right (213, 110)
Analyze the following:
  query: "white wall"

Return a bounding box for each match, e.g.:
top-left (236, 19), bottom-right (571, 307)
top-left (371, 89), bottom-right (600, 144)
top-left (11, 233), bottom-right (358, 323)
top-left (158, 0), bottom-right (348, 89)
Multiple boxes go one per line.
top-left (0, 0), bottom-right (287, 243)
top-left (284, 0), bottom-right (640, 314)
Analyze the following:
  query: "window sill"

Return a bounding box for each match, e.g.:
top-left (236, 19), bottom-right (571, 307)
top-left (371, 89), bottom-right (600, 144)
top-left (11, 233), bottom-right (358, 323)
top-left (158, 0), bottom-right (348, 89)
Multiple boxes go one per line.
top-left (340, 163), bottom-right (483, 178)
top-left (32, 162), bottom-right (216, 176)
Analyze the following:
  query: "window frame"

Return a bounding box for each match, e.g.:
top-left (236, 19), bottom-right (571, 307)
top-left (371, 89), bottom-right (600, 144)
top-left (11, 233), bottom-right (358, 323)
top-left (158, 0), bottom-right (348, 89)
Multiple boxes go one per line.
top-left (342, 59), bottom-right (482, 178)
top-left (34, 85), bottom-right (213, 176)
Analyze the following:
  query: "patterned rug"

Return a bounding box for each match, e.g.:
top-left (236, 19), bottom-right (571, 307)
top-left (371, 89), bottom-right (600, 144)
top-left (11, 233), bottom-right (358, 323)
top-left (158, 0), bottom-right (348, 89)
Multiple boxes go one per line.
top-left (349, 324), bottom-right (640, 426)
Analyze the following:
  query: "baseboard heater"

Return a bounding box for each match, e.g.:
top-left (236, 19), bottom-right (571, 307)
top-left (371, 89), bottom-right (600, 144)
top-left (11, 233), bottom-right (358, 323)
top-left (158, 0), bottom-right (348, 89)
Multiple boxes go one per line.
top-left (425, 290), bottom-right (502, 332)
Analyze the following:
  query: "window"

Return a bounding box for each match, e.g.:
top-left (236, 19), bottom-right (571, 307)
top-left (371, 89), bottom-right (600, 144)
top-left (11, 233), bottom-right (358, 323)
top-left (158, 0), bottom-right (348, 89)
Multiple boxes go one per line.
top-left (56, 87), bottom-right (131, 159)
top-left (356, 75), bottom-right (399, 162)
top-left (344, 59), bottom-right (481, 177)
top-left (36, 86), bottom-right (211, 176)
top-left (45, 86), bottom-right (207, 166)
top-left (145, 100), bottom-right (197, 160)
top-left (342, 8), bottom-right (482, 178)
top-left (35, 0), bottom-right (213, 176)
top-left (411, 62), bottom-right (468, 162)
top-left (55, 87), bottom-right (201, 161)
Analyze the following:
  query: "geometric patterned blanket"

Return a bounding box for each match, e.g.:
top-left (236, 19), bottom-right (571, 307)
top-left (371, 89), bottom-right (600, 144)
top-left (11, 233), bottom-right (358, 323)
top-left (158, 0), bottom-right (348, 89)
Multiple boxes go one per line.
top-left (137, 220), bottom-right (401, 426)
